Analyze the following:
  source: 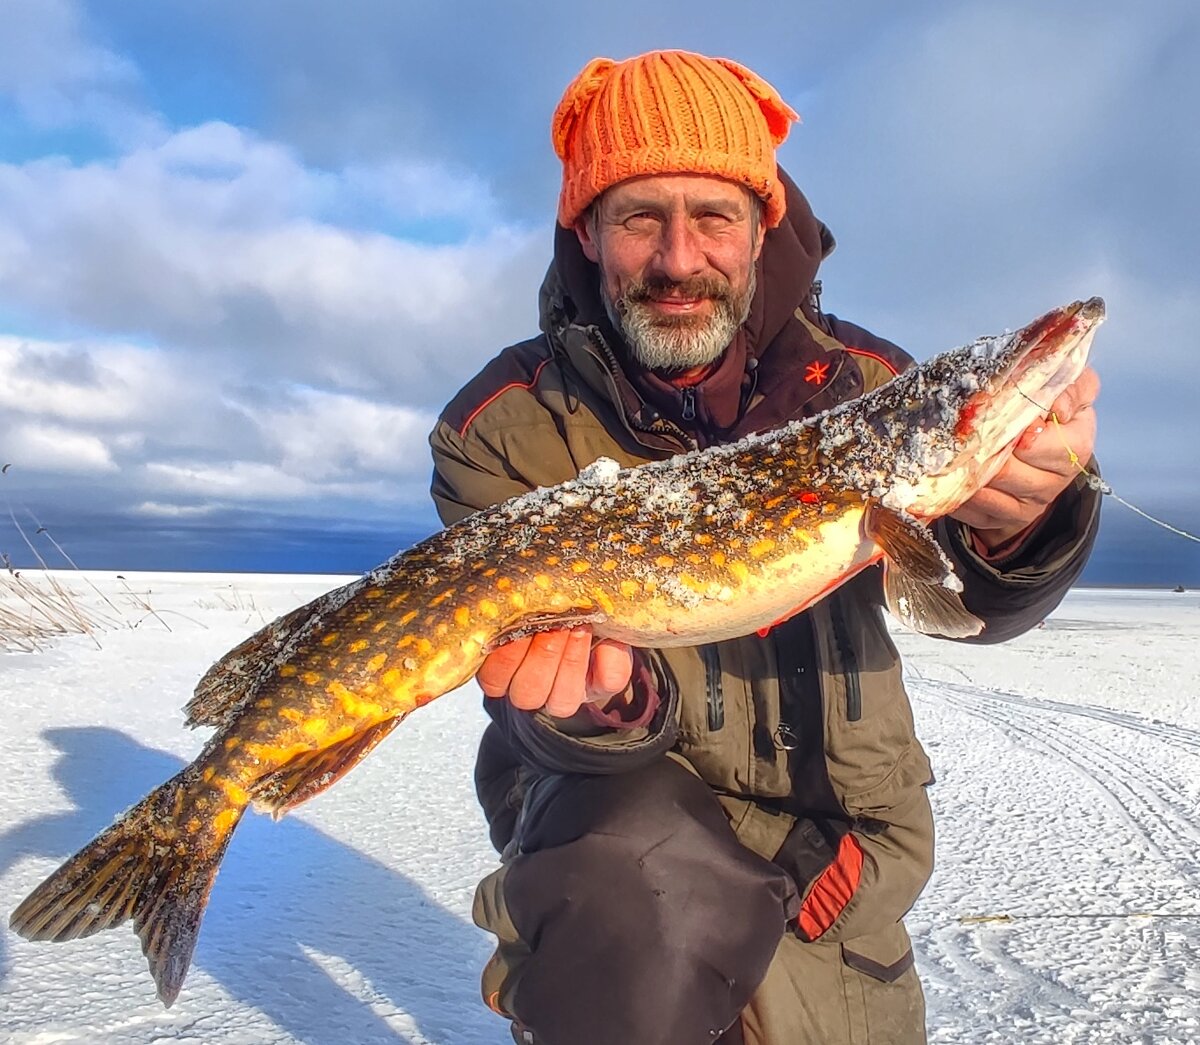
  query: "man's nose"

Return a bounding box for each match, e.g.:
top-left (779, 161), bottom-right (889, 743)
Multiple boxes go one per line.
top-left (652, 219), bottom-right (706, 282)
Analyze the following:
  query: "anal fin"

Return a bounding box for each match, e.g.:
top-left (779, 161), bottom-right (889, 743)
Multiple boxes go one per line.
top-left (251, 717), bottom-right (403, 819)
top-left (865, 501), bottom-right (984, 638)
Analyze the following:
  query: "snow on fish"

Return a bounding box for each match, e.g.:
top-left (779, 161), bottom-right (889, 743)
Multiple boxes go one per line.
top-left (9, 297), bottom-right (1104, 1005)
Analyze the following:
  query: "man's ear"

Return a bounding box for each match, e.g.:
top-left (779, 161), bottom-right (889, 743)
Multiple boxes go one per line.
top-left (574, 215), bottom-right (601, 263)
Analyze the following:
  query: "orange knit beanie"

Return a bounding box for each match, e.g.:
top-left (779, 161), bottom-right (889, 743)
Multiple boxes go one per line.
top-left (552, 50), bottom-right (800, 230)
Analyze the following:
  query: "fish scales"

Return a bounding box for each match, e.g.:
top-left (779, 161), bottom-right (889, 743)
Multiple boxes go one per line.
top-left (9, 297), bottom-right (1105, 1006)
top-left (218, 431), bottom-right (858, 720)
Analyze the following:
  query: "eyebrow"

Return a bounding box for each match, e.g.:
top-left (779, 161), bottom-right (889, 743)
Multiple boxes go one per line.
top-left (606, 196), bottom-right (747, 217)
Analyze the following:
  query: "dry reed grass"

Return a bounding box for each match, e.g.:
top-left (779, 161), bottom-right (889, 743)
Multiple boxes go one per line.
top-left (0, 509), bottom-right (127, 653)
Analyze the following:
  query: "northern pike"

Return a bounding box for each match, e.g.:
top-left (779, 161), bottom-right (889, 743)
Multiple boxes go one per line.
top-left (10, 297), bottom-right (1104, 1005)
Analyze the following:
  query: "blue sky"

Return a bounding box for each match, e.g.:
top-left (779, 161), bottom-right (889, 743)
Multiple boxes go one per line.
top-left (1, 0), bottom-right (1198, 584)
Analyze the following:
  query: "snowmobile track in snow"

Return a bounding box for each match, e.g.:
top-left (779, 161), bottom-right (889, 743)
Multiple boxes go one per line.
top-left (915, 680), bottom-right (1200, 893)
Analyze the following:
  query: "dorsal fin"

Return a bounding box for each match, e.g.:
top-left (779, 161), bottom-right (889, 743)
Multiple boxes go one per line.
top-left (185, 602), bottom-right (318, 729)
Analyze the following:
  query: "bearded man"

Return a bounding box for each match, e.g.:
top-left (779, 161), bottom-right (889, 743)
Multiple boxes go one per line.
top-left (429, 49), bottom-right (1100, 1045)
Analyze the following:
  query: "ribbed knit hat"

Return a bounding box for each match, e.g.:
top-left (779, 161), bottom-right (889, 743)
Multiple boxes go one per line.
top-left (552, 50), bottom-right (800, 229)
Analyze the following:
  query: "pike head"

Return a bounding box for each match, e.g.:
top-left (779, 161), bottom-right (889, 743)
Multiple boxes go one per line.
top-left (814, 297), bottom-right (1105, 518)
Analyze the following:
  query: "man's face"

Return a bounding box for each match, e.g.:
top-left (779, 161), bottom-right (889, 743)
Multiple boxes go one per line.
top-left (574, 174), bottom-right (764, 373)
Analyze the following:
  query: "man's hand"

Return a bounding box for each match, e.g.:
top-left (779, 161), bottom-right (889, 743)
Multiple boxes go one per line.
top-left (476, 627), bottom-right (634, 718)
top-left (951, 366), bottom-right (1100, 552)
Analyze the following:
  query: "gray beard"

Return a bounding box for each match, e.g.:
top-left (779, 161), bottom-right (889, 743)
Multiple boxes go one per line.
top-left (602, 267), bottom-right (756, 373)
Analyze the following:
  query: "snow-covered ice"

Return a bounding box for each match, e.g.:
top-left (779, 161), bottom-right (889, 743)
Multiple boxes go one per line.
top-left (1, 573), bottom-right (1197, 1043)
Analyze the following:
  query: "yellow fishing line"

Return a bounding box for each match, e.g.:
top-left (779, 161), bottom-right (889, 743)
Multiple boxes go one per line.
top-left (1048, 411), bottom-right (1084, 473)
top-left (1046, 409), bottom-right (1200, 545)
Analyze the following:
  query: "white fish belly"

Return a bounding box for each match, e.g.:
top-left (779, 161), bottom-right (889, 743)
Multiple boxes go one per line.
top-left (596, 510), bottom-right (876, 647)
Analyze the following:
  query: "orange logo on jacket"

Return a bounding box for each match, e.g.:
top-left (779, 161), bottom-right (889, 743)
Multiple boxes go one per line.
top-left (805, 360), bottom-right (830, 385)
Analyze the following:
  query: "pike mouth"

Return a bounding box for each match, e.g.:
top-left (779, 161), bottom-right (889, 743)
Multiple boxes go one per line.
top-left (1003, 296), bottom-right (1103, 415)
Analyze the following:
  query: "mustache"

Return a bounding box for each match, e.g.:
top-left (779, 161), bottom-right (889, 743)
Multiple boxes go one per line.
top-left (618, 275), bottom-right (736, 310)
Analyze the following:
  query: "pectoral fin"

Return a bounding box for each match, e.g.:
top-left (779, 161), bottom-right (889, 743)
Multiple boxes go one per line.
top-left (881, 563), bottom-right (984, 637)
top-left (865, 501), bottom-right (984, 638)
top-left (250, 717), bottom-right (403, 819)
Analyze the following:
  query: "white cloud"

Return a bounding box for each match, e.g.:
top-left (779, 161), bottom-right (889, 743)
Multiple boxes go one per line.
top-left (143, 460), bottom-right (313, 501)
top-left (242, 388), bottom-right (438, 482)
top-left (331, 159), bottom-right (504, 224)
top-left (0, 0), bottom-right (161, 145)
top-left (0, 121), bottom-right (543, 403)
top-left (132, 501), bottom-right (216, 518)
top-left (0, 329), bottom-right (446, 529)
top-left (0, 336), bottom-right (167, 422)
top-left (4, 422), bottom-right (117, 474)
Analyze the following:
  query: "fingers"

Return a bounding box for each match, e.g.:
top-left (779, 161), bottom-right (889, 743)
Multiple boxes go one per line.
top-left (955, 449), bottom-right (1070, 532)
top-left (1013, 402), bottom-right (1096, 473)
top-left (476, 628), bottom-right (634, 719)
top-left (497, 628), bottom-right (586, 713)
top-left (1016, 366), bottom-right (1099, 450)
top-left (1050, 366), bottom-right (1101, 424)
top-left (952, 371), bottom-right (1100, 539)
top-left (951, 481), bottom-right (1041, 533)
top-left (586, 639), bottom-right (635, 702)
top-left (543, 629), bottom-right (595, 718)
top-left (476, 635), bottom-right (534, 699)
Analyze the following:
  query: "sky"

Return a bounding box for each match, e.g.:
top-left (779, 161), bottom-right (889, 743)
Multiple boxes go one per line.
top-left (2, 577), bottom-right (1199, 1041)
top-left (1, 0), bottom-right (1198, 583)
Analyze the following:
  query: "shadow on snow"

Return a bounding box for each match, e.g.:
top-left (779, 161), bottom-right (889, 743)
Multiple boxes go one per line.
top-left (0, 726), bottom-right (500, 1045)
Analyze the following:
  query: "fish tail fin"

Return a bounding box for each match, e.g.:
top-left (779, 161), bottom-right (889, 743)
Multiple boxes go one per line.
top-left (9, 776), bottom-right (238, 1007)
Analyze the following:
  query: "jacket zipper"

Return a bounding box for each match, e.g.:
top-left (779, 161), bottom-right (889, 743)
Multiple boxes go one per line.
top-left (829, 604), bottom-right (862, 722)
top-left (700, 644), bottom-right (724, 731)
top-left (585, 331), bottom-right (694, 447)
top-left (680, 386), bottom-right (697, 422)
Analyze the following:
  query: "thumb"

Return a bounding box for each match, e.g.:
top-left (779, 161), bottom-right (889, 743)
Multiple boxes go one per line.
top-left (587, 640), bottom-right (634, 699)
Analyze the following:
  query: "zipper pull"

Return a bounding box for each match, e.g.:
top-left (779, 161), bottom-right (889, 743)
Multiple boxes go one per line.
top-left (680, 386), bottom-right (696, 422)
top-left (774, 723), bottom-right (799, 750)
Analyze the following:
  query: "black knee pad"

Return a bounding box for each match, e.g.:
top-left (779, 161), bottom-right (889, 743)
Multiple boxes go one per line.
top-left (502, 759), bottom-right (797, 1045)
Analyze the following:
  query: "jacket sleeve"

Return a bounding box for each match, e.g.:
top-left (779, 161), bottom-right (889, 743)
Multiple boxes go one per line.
top-left (429, 415), bottom-right (552, 527)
